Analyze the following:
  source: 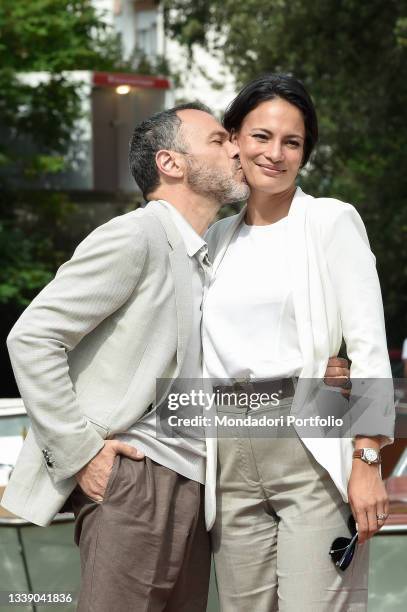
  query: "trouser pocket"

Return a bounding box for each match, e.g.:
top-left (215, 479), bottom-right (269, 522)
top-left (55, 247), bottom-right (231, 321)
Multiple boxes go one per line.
top-left (72, 454), bottom-right (121, 546)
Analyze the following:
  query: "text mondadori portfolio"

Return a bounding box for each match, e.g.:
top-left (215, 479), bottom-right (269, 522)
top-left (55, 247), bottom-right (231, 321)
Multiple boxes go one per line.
top-left (167, 415), bottom-right (344, 428)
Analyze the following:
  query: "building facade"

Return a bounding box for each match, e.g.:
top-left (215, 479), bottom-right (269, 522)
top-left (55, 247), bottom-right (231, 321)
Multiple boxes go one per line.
top-left (92, 0), bottom-right (164, 61)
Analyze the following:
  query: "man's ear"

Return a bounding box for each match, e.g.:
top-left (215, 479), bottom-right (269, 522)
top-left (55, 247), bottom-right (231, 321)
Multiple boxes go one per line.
top-left (155, 149), bottom-right (184, 179)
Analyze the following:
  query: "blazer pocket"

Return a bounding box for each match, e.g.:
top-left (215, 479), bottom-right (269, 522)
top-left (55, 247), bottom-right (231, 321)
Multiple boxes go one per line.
top-left (85, 416), bottom-right (109, 438)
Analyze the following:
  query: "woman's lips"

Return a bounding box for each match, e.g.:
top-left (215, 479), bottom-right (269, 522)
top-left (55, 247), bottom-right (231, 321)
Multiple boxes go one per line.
top-left (257, 163), bottom-right (286, 176)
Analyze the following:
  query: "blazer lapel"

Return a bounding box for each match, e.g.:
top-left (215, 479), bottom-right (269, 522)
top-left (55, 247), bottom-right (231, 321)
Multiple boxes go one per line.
top-left (146, 202), bottom-right (193, 369)
top-left (286, 187), bottom-right (315, 378)
top-left (169, 246), bottom-right (193, 368)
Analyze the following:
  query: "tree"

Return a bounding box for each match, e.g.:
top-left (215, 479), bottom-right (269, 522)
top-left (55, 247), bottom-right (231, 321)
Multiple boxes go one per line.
top-left (0, 2), bottom-right (174, 306)
top-left (0, 1), bottom-right (128, 303)
top-left (164, 0), bottom-right (407, 345)
top-left (0, 1), bottom-right (141, 393)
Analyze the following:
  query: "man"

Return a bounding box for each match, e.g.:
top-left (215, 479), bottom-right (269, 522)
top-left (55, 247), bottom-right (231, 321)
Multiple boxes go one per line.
top-left (1, 102), bottom-right (348, 610)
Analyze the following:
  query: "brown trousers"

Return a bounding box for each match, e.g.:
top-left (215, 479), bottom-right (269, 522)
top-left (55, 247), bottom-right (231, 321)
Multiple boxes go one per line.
top-left (70, 454), bottom-right (211, 612)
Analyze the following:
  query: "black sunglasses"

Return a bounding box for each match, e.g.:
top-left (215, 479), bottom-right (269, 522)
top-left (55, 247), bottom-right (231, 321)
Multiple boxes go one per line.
top-left (329, 514), bottom-right (358, 571)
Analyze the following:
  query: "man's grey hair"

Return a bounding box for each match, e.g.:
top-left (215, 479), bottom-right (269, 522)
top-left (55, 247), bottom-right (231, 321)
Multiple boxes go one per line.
top-left (129, 101), bottom-right (213, 199)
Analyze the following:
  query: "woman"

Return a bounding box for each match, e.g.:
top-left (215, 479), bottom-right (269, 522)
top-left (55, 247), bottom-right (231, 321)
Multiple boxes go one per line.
top-left (202, 74), bottom-right (394, 611)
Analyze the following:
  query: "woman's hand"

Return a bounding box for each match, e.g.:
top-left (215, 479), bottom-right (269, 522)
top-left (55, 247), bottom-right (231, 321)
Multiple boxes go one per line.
top-left (347, 459), bottom-right (389, 544)
top-left (323, 356), bottom-right (351, 398)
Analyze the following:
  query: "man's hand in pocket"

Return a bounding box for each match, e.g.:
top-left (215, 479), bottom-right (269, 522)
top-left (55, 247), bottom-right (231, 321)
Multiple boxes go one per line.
top-left (75, 440), bottom-right (144, 501)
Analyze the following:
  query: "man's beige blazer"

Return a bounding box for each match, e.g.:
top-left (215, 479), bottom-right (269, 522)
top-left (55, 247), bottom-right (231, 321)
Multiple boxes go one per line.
top-left (1, 201), bottom-right (198, 527)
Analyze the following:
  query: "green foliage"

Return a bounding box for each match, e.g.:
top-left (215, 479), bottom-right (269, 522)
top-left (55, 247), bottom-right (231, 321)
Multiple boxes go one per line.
top-left (164, 0), bottom-right (407, 344)
top-left (0, 0), bottom-right (133, 310)
top-left (0, 0), bottom-right (126, 72)
top-left (0, 187), bottom-right (78, 303)
top-left (0, 223), bottom-right (54, 305)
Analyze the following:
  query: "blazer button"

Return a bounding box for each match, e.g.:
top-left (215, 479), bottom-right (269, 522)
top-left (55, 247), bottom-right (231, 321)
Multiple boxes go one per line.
top-left (42, 449), bottom-right (55, 467)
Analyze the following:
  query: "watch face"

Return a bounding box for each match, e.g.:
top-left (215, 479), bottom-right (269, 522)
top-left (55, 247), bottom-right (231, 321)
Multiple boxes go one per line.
top-left (364, 448), bottom-right (378, 462)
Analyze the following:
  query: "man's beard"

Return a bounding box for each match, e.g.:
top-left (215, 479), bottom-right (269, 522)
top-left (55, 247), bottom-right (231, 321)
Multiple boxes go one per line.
top-left (185, 157), bottom-right (250, 204)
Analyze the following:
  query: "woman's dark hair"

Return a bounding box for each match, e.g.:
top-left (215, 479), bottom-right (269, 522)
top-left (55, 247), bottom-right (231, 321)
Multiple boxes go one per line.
top-left (223, 73), bottom-right (318, 167)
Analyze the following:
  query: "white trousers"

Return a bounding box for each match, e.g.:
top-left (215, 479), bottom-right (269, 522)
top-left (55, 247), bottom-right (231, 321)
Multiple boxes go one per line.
top-left (211, 398), bottom-right (369, 612)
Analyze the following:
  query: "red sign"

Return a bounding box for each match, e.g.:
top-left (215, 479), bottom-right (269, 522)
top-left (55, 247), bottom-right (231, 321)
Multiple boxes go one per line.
top-left (93, 71), bottom-right (171, 90)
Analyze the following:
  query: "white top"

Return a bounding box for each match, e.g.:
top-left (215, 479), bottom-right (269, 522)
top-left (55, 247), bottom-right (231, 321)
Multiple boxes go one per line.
top-left (402, 338), bottom-right (407, 360)
top-left (114, 200), bottom-right (208, 483)
top-left (202, 217), bottom-right (303, 381)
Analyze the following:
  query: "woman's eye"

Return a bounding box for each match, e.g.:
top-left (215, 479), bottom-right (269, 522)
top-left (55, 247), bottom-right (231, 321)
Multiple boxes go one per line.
top-left (212, 140), bottom-right (223, 145)
top-left (253, 133), bottom-right (268, 140)
top-left (287, 140), bottom-right (300, 148)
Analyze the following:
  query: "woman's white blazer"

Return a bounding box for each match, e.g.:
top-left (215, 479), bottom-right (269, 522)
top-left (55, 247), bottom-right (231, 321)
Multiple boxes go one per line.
top-left (203, 186), bottom-right (394, 530)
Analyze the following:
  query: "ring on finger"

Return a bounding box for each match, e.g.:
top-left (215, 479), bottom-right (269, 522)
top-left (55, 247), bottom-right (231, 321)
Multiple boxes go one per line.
top-left (342, 377), bottom-right (352, 390)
